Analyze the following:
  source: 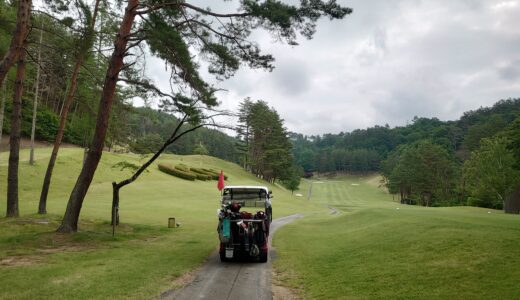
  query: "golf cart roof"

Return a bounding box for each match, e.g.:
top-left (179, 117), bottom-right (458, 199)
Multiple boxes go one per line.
top-left (223, 186), bottom-right (270, 193)
top-left (221, 186), bottom-right (272, 208)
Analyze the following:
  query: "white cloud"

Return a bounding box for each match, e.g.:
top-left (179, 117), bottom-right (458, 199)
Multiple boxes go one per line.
top-left (143, 0), bottom-right (520, 135)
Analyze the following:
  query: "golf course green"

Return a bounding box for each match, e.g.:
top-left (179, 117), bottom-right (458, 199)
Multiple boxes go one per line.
top-left (273, 176), bottom-right (520, 299)
top-left (0, 148), bottom-right (321, 299)
top-left (2, 149), bottom-right (520, 299)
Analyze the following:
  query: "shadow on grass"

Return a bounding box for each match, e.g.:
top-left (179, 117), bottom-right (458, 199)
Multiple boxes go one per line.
top-left (0, 214), bottom-right (171, 262)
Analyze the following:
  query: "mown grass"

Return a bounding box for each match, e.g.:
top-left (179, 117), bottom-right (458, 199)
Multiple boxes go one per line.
top-left (273, 175), bottom-right (520, 299)
top-left (0, 148), bottom-right (320, 299)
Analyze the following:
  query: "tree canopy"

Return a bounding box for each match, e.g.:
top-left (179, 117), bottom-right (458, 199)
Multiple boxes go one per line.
top-left (237, 99), bottom-right (294, 183)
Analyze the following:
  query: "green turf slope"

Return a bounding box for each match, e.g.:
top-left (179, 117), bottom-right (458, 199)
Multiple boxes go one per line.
top-left (274, 175), bottom-right (520, 299)
top-left (0, 148), bottom-right (322, 299)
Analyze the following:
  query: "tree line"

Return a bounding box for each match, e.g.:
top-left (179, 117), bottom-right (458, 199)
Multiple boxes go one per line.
top-left (292, 98), bottom-right (520, 212)
top-left (0, 0), bottom-right (350, 231)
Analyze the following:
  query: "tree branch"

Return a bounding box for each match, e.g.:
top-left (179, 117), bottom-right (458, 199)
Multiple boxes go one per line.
top-left (137, 2), bottom-right (251, 18)
top-left (118, 78), bottom-right (177, 102)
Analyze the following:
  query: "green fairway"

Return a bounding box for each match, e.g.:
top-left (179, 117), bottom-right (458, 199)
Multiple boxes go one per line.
top-left (274, 175), bottom-right (520, 299)
top-left (0, 148), bottom-right (320, 299)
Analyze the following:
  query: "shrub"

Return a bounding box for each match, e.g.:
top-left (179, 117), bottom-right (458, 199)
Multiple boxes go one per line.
top-left (194, 173), bottom-right (211, 180)
top-left (202, 168), bottom-right (228, 180)
top-left (175, 164), bottom-right (189, 172)
top-left (158, 164), bottom-right (196, 181)
top-left (190, 167), bottom-right (219, 180)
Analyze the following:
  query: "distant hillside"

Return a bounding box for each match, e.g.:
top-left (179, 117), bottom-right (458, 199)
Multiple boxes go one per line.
top-left (123, 107), bottom-right (239, 163)
top-left (290, 98), bottom-right (520, 210)
top-left (0, 103), bottom-right (240, 163)
top-left (292, 98), bottom-right (520, 173)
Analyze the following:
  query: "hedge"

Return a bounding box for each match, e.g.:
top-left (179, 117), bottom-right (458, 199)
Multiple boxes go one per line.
top-left (202, 168), bottom-right (228, 180)
top-left (175, 164), bottom-right (190, 172)
top-left (160, 164), bottom-right (226, 181)
top-left (190, 167), bottom-right (219, 180)
top-left (159, 164), bottom-right (196, 181)
top-left (194, 173), bottom-right (211, 180)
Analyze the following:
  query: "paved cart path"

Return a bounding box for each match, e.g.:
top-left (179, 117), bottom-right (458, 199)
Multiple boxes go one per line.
top-left (160, 214), bottom-right (303, 300)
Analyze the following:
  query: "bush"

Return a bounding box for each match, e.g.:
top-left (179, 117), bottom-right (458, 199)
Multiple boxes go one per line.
top-left (190, 167), bottom-right (219, 180)
top-left (2, 100), bottom-right (60, 142)
top-left (194, 173), bottom-right (211, 180)
top-left (175, 164), bottom-right (190, 172)
top-left (33, 108), bottom-right (59, 141)
top-left (202, 168), bottom-right (228, 180)
top-left (158, 164), bottom-right (196, 181)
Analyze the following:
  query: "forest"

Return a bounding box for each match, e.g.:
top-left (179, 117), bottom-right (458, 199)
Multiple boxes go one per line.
top-left (292, 98), bottom-right (520, 210)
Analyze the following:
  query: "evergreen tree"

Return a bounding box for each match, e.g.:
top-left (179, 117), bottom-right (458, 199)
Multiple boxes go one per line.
top-left (282, 164), bottom-right (303, 194)
top-left (464, 137), bottom-right (520, 209)
top-left (383, 141), bottom-right (457, 206)
top-left (193, 142), bottom-right (209, 156)
top-left (236, 99), bottom-right (295, 184)
top-left (236, 98), bottom-right (253, 169)
top-left (0, 0), bottom-right (31, 86)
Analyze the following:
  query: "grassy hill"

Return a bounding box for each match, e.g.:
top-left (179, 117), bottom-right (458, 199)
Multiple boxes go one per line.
top-left (274, 176), bottom-right (520, 299)
top-left (5, 149), bottom-right (518, 299)
top-left (0, 148), bottom-right (322, 299)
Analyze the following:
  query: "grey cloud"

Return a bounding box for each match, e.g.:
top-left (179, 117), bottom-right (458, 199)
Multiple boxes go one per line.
top-left (143, 0), bottom-right (520, 135)
top-left (373, 27), bottom-right (387, 51)
top-left (271, 59), bottom-right (310, 96)
top-left (375, 87), bottom-right (444, 126)
top-left (498, 61), bottom-right (520, 81)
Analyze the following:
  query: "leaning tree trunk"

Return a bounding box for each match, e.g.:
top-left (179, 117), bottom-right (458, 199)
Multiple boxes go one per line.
top-left (6, 45), bottom-right (28, 217)
top-left (57, 0), bottom-right (139, 232)
top-left (39, 60), bottom-right (84, 214)
top-left (110, 139), bottom-right (174, 226)
top-left (0, 0), bottom-right (31, 86)
top-left (39, 0), bottom-right (101, 214)
top-left (29, 20), bottom-right (43, 166)
top-left (110, 115), bottom-right (203, 229)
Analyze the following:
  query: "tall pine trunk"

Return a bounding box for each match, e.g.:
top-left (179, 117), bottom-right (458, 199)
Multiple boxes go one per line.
top-left (30, 20), bottom-right (43, 166)
top-left (0, 83), bottom-right (6, 145)
top-left (39, 0), bottom-right (101, 214)
top-left (7, 45), bottom-right (28, 217)
top-left (0, 0), bottom-right (31, 86)
top-left (57, 0), bottom-right (138, 232)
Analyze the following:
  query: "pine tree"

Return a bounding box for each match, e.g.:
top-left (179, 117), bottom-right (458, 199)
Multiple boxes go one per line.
top-left (57, 0), bottom-right (351, 232)
top-left (237, 99), bottom-right (294, 183)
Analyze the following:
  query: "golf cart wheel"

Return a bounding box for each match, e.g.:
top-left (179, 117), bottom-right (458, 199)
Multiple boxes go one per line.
top-left (220, 251), bottom-right (229, 262)
top-left (259, 251), bottom-right (268, 263)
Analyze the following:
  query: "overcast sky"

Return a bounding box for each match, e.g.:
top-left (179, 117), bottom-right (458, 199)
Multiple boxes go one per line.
top-left (144, 0), bottom-right (520, 136)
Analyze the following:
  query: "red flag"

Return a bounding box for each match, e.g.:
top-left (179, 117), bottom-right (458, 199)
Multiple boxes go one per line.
top-left (217, 170), bottom-right (225, 191)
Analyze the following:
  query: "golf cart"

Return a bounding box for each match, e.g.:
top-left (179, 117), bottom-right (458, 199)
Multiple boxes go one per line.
top-left (217, 186), bottom-right (273, 262)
